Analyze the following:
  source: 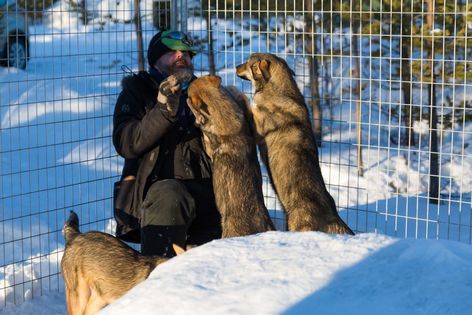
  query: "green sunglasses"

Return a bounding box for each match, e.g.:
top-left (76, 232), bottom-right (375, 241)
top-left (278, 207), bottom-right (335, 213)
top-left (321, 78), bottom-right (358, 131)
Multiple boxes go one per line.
top-left (160, 31), bottom-right (194, 47)
top-left (152, 30), bottom-right (197, 55)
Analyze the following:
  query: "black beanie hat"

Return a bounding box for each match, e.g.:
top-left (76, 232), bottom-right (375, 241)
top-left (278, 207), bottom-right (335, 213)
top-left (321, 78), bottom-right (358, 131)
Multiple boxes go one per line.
top-left (147, 31), bottom-right (172, 68)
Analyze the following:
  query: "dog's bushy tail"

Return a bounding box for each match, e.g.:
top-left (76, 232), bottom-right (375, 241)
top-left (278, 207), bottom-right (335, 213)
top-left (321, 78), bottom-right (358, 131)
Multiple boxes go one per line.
top-left (63, 210), bottom-right (81, 243)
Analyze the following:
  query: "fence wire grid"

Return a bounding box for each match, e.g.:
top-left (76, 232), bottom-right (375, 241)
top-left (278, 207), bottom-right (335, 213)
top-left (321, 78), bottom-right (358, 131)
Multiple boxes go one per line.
top-left (1, 0), bottom-right (471, 308)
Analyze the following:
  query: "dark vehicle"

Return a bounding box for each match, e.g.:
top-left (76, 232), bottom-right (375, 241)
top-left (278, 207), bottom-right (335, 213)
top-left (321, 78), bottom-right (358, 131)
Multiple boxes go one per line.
top-left (0, 0), bottom-right (29, 69)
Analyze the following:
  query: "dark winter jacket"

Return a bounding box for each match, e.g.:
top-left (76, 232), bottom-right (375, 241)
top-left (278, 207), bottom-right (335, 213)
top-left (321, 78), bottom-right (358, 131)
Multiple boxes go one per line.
top-left (112, 70), bottom-right (212, 242)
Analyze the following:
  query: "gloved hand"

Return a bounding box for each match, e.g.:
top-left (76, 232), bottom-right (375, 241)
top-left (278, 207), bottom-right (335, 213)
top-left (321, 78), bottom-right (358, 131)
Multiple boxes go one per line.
top-left (157, 75), bottom-right (182, 118)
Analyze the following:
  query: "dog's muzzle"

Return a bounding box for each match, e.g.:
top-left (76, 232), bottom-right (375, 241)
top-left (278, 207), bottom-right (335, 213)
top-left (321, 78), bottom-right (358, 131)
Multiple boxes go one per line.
top-left (236, 63), bottom-right (250, 80)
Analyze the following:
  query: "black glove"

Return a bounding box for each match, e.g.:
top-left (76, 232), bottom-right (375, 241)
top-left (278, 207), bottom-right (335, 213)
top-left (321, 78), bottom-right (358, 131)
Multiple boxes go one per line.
top-left (157, 75), bottom-right (182, 118)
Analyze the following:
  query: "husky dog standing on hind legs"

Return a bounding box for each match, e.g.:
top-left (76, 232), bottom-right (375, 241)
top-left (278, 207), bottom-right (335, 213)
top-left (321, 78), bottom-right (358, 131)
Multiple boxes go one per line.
top-left (187, 75), bottom-right (275, 237)
top-left (237, 53), bottom-right (354, 235)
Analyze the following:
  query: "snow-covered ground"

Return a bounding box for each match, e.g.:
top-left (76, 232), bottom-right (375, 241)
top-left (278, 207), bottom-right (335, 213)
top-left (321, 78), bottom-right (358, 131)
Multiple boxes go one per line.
top-left (1, 1), bottom-right (471, 313)
top-left (3, 232), bottom-right (472, 315)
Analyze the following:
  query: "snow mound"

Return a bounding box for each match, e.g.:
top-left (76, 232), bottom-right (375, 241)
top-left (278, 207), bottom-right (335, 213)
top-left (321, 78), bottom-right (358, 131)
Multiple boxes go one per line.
top-left (103, 231), bottom-right (472, 315)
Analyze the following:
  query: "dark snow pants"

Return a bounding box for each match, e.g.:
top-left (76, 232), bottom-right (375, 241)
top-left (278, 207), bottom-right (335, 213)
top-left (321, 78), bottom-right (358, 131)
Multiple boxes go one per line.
top-left (140, 178), bottom-right (222, 257)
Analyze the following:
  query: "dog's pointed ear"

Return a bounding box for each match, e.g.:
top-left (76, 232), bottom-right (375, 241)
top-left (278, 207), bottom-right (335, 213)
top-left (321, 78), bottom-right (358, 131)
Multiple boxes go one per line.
top-left (251, 59), bottom-right (271, 82)
top-left (187, 98), bottom-right (207, 125)
top-left (208, 75), bottom-right (222, 87)
top-left (259, 59), bottom-right (271, 81)
top-left (187, 96), bottom-right (201, 111)
top-left (172, 243), bottom-right (186, 256)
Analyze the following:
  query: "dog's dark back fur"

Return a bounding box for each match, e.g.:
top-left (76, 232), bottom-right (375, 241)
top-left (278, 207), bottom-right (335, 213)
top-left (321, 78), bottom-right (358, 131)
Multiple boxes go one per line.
top-left (236, 54), bottom-right (353, 235)
top-left (61, 211), bottom-right (168, 313)
top-left (187, 76), bottom-right (275, 237)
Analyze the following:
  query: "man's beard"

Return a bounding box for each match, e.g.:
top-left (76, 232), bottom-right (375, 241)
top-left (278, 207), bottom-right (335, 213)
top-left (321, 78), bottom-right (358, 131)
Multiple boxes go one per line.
top-left (169, 59), bottom-right (193, 75)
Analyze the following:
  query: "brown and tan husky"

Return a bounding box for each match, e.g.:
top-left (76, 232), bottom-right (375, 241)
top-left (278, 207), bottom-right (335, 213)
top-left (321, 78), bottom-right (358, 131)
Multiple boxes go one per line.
top-left (187, 75), bottom-right (275, 238)
top-left (236, 53), bottom-right (354, 235)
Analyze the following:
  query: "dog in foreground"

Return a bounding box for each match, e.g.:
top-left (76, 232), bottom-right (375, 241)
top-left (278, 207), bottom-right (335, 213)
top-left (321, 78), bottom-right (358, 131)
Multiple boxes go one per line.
top-left (61, 211), bottom-right (181, 314)
top-left (236, 53), bottom-right (354, 235)
top-left (187, 75), bottom-right (275, 237)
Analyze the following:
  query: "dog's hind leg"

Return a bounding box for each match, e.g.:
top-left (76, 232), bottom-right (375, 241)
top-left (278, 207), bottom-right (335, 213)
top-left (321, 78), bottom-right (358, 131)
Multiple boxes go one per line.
top-left (71, 275), bottom-right (91, 315)
top-left (66, 287), bottom-right (88, 315)
top-left (83, 289), bottom-right (107, 315)
top-left (65, 287), bottom-right (76, 315)
top-left (64, 274), bottom-right (87, 315)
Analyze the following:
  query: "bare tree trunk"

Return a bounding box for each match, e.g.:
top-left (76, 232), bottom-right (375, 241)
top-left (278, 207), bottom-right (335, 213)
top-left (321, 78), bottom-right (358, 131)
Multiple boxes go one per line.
top-left (134, 0), bottom-right (145, 71)
top-left (305, 0), bottom-right (322, 146)
top-left (428, 77), bottom-right (439, 202)
top-left (352, 26), bottom-right (364, 177)
top-left (79, 0), bottom-right (87, 25)
top-left (400, 18), bottom-right (415, 147)
top-left (207, 13), bottom-right (216, 75)
top-left (427, 0), bottom-right (439, 203)
top-left (325, 62), bottom-right (333, 124)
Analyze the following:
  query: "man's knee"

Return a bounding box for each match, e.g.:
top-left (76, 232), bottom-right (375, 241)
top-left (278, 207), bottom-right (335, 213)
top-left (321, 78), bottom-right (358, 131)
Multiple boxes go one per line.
top-left (142, 179), bottom-right (196, 227)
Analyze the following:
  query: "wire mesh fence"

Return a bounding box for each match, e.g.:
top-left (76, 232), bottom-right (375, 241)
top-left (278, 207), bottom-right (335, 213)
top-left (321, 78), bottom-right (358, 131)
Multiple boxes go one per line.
top-left (1, 0), bottom-right (471, 308)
